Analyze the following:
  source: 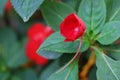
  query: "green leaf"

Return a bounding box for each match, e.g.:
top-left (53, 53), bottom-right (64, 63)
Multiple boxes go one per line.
top-left (0, 0), bottom-right (7, 16)
top-left (5, 42), bottom-right (27, 68)
top-left (93, 47), bottom-right (120, 80)
top-left (11, 76), bottom-right (21, 80)
top-left (37, 32), bottom-right (89, 54)
top-left (12, 68), bottom-right (37, 80)
top-left (20, 69), bottom-right (37, 80)
top-left (47, 59), bottom-right (78, 80)
top-left (41, 1), bottom-right (74, 31)
top-left (0, 28), bottom-right (27, 68)
top-left (0, 28), bottom-right (17, 45)
top-left (88, 65), bottom-right (97, 80)
top-left (11, 0), bottom-right (44, 22)
top-left (96, 21), bottom-right (120, 45)
top-left (74, 0), bottom-right (81, 13)
top-left (39, 50), bottom-right (62, 59)
top-left (78, 0), bottom-right (106, 34)
top-left (0, 72), bottom-right (10, 80)
top-left (101, 44), bottom-right (120, 60)
top-left (39, 60), bottom-right (60, 80)
top-left (106, 0), bottom-right (120, 21)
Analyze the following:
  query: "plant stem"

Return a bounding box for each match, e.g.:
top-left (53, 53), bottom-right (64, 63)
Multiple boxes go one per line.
top-left (56, 37), bottom-right (82, 73)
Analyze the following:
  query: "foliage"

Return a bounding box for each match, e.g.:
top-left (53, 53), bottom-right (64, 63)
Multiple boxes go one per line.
top-left (0, 0), bottom-right (120, 80)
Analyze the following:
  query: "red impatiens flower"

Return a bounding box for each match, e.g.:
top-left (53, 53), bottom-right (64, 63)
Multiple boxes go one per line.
top-left (60, 13), bottom-right (86, 42)
top-left (5, 0), bottom-right (12, 13)
top-left (26, 23), bottom-right (53, 65)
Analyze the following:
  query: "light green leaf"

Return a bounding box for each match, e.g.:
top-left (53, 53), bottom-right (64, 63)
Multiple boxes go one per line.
top-left (37, 32), bottom-right (89, 54)
top-left (97, 21), bottom-right (120, 45)
top-left (11, 0), bottom-right (44, 22)
top-left (47, 59), bottom-right (78, 80)
top-left (93, 47), bottom-right (120, 80)
top-left (0, 0), bottom-right (7, 16)
top-left (106, 0), bottom-right (120, 21)
top-left (78, 0), bottom-right (106, 34)
top-left (41, 1), bottom-right (74, 31)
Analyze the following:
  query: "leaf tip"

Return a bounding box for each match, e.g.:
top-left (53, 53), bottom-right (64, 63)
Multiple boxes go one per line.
top-left (23, 16), bottom-right (29, 22)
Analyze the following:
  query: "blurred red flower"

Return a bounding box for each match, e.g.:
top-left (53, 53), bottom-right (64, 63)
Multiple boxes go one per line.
top-left (60, 13), bottom-right (86, 42)
top-left (5, 0), bottom-right (12, 13)
top-left (26, 23), bottom-right (53, 65)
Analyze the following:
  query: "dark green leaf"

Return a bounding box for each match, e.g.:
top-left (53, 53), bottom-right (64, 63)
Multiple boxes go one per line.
top-left (0, 0), bottom-right (7, 16)
top-left (93, 47), bottom-right (120, 80)
top-left (106, 0), bottom-right (120, 21)
top-left (37, 32), bottom-right (89, 54)
top-left (88, 65), bottom-right (97, 80)
top-left (41, 1), bottom-right (74, 31)
top-left (78, 0), bottom-right (106, 34)
top-left (11, 0), bottom-right (44, 22)
top-left (96, 21), bottom-right (120, 45)
top-left (47, 59), bottom-right (78, 80)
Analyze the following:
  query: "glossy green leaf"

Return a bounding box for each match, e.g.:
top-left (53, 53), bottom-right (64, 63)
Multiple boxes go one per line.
top-left (78, 0), bottom-right (106, 34)
top-left (39, 50), bottom-right (62, 59)
top-left (37, 32), bottom-right (89, 54)
top-left (102, 44), bottom-right (120, 60)
top-left (41, 1), bottom-right (74, 31)
top-left (106, 0), bottom-right (120, 21)
top-left (47, 59), bottom-right (78, 80)
top-left (93, 47), bottom-right (120, 80)
top-left (97, 21), bottom-right (120, 45)
top-left (11, 0), bottom-right (44, 22)
top-left (0, 0), bottom-right (7, 16)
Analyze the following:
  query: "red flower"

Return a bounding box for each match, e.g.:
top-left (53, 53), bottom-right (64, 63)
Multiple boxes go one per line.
top-left (60, 13), bottom-right (86, 42)
top-left (26, 23), bottom-right (53, 65)
top-left (5, 0), bottom-right (12, 13)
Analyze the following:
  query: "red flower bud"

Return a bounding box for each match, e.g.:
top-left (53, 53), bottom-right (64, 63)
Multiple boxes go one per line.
top-left (5, 0), bottom-right (12, 13)
top-left (27, 23), bottom-right (45, 41)
top-left (60, 13), bottom-right (86, 42)
top-left (26, 23), bottom-right (53, 65)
